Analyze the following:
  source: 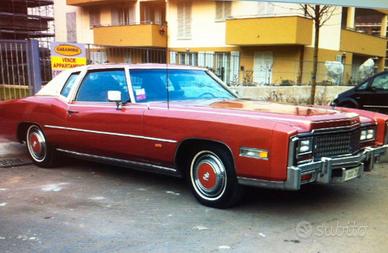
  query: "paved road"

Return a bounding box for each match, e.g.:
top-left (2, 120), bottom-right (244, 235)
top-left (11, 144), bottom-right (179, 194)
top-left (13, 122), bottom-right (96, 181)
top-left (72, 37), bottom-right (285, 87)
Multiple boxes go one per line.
top-left (1, 143), bottom-right (388, 253)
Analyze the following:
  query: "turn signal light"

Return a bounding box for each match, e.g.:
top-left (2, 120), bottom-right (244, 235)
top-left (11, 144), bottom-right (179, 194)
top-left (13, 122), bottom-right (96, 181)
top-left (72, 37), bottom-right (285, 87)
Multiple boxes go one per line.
top-left (301, 173), bottom-right (313, 182)
top-left (240, 147), bottom-right (269, 160)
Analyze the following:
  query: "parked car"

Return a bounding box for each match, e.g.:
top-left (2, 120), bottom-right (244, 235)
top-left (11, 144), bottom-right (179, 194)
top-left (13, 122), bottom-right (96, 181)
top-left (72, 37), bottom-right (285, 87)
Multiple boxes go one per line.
top-left (332, 71), bottom-right (388, 114)
top-left (1, 64), bottom-right (388, 208)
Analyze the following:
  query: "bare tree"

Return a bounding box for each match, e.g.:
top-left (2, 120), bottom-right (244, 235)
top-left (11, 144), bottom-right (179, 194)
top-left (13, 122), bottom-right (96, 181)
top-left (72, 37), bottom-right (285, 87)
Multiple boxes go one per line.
top-left (301, 4), bottom-right (336, 104)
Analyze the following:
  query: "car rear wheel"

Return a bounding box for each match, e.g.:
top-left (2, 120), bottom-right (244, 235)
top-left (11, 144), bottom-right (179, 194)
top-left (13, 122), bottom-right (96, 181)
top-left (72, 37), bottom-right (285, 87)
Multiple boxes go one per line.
top-left (188, 146), bottom-right (243, 208)
top-left (26, 125), bottom-right (56, 167)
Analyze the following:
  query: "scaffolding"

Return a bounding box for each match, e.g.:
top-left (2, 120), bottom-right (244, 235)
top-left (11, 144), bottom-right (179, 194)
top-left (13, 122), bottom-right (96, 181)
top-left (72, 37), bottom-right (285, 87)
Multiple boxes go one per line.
top-left (0, 0), bottom-right (54, 101)
top-left (0, 0), bottom-right (54, 41)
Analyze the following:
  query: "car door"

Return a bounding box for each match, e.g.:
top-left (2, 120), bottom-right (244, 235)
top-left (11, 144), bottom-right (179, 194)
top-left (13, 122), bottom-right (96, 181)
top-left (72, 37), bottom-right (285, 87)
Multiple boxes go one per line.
top-left (359, 73), bottom-right (388, 114)
top-left (347, 79), bottom-right (370, 108)
top-left (64, 68), bottom-right (147, 161)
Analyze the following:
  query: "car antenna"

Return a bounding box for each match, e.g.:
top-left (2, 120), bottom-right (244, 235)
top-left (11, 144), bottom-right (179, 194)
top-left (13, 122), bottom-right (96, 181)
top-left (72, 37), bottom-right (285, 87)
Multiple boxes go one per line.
top-left (165, 21), bottom-right (170, 110)
top-left (166, 60), bottom-right (170, 110)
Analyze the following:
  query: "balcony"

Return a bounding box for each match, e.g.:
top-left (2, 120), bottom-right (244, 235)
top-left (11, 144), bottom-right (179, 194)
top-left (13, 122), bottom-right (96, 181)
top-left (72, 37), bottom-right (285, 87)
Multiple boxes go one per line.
top-left (226, 16), bottom-right (313, 46)
top-left (67, 0), bottom-right (130, 6)
top-left (340, 29), bottom-right (387, 57)
top-left (93, 24), bottom-right (167, 48)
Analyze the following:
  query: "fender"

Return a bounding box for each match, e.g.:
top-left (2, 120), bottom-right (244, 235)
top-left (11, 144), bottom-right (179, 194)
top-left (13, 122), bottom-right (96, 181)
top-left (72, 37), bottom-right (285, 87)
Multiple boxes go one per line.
top-left (337, 98), bottom-right (359, 108)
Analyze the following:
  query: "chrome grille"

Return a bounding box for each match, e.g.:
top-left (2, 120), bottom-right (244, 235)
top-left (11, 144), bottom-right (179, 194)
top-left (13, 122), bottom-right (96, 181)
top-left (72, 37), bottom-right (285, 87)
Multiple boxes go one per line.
top-left (313, 128), bottom-right (361, 160)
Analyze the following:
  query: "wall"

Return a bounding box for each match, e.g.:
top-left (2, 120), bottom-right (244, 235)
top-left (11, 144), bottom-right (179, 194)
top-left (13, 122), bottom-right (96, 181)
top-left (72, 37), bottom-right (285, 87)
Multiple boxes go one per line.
top-left (340, 29), bottom-right (387, 57)
top-left (231, 85), bottom-right (352, 105)
top-left (311, 6), bottom-right (343, 51)
top-left (239, 46), bottom-right (303, 84)
top-left (167, 0), bottom-right (232, 49)
top-left (54, 0), bottom-right (94, 44)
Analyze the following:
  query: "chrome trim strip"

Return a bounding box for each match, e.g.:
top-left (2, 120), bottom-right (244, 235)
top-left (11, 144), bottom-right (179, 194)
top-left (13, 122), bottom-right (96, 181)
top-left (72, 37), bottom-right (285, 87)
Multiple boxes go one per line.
top-left (68, 103), bottom-right (148, 109)
top-left (364, 105), bottom-right (388, 109)
top-left (44, 125), bottom-right (178, 143)
top-left (237, 176), bottom-right (285, 189)
top-left (310, 123), bottom-right (360, 133)
top-left (56, 148), bottom-right (177, 173)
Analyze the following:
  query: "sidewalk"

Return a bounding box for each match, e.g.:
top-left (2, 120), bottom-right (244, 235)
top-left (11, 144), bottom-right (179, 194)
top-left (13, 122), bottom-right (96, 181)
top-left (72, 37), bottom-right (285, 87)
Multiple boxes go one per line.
top-left (0, 140), bottom-right (27, 158)
top-left (0, 140), bottom-right (31, 167)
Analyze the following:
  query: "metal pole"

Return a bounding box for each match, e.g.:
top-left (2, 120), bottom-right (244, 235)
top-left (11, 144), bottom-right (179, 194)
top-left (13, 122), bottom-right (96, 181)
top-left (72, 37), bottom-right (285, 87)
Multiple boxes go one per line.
top-left (26, 40), bottom-right (42, 95)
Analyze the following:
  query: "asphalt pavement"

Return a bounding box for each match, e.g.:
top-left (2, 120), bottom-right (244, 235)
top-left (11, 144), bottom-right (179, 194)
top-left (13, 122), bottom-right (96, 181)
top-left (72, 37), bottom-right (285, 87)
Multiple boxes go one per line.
top-left (1, 142), bottom-right (388, 253)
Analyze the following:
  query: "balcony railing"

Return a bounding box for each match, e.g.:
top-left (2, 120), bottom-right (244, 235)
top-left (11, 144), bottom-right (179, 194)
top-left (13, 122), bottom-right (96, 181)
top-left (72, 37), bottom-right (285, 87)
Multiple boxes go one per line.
top-left (340, 28), bottom-right (387, 57)
top-left (226, 15), bottom-right (313, 46)
top-left (67, 0), bottom-right (134, 6)
top-left (93, 23), bottom-right (167, 48)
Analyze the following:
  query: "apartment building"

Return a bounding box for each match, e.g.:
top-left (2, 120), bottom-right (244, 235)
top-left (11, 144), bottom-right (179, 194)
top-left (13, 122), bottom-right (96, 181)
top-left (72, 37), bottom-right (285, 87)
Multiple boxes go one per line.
top-left (56, 0), bottom-right (388, 85)
top-left (353, 8), bottom-right (388, 70)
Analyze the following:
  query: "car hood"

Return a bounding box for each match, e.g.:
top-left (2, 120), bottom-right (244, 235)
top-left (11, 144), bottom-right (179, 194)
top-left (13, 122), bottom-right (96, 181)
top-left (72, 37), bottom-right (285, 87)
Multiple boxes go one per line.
top-left (152, 99), bottom-right (363, 133)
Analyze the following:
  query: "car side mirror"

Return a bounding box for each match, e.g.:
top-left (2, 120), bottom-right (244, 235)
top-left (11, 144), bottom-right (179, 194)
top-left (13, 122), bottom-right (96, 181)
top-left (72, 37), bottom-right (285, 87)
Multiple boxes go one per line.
top-left (108, 90), bottom-right (122, 110)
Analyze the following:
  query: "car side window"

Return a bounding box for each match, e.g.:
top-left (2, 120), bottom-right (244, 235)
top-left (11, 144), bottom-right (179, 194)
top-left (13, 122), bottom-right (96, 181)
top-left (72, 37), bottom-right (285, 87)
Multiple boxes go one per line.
top-left (76, 69), bottom-right (130, 102)
top-left (356, 81), bottom-right (368, 91)
top-left (60, 72), bottom-right (80, 97)
top-left (371, 74), bottom-right (388, 91)
top-left (130, 70), bottom-right (167, 102)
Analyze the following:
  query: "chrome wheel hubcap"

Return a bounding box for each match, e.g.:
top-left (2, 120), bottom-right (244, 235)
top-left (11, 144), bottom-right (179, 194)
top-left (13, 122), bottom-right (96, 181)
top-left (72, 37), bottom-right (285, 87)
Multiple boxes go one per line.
top-left (190, 151), bottom-right (227, 201)
top-left (27, 126), bottom-right (47, 162)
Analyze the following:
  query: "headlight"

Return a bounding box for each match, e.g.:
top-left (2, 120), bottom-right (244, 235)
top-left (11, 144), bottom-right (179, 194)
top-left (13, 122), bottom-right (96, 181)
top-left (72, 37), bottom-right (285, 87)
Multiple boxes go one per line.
top-left (360, 130), bottom-right (367, 141)
top-left (367, 129), bottom-right (375, 139)
top-left (297, 138), bottom-right (313, 154)
top-left (360, 128), bottom-right (375, 142)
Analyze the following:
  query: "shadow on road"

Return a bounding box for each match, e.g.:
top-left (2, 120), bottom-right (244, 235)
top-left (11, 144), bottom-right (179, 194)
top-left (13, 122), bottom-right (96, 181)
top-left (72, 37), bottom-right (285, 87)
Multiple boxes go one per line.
top-left (53, 155), bottom-right (362, 215)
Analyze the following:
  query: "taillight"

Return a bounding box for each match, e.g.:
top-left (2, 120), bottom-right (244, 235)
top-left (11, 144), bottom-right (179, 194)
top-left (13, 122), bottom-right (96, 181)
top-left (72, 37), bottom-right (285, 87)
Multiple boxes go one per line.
top-left (385, 121), bottom-right (388, 144)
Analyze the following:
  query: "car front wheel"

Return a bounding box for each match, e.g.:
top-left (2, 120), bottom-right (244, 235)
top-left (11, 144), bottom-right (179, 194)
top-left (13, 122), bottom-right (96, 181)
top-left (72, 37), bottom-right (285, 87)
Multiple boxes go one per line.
top-left (26, 125), bottom-right (56, 167)
top-left (188, 146), bottom-right (242, 208)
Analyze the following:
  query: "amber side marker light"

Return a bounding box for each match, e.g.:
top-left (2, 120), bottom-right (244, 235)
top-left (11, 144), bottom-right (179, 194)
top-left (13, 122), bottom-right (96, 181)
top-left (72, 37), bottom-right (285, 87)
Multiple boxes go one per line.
top-left (240, 147), bottom-right (269, 160)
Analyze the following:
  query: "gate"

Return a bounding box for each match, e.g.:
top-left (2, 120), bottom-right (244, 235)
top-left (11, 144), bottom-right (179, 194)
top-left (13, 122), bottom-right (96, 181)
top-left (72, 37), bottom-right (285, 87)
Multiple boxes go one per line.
top-left (0, 40), bottom-right (46, 101)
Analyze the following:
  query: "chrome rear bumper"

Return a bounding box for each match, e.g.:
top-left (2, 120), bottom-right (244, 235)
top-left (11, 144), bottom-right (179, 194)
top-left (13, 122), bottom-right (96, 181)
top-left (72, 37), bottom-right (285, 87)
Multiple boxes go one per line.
top-left (238, 145), bottom-right (388, 190)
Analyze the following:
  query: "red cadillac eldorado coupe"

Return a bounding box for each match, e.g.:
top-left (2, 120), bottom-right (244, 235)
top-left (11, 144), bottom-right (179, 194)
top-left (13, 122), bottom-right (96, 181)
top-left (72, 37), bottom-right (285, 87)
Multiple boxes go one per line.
top-left (1, 64), bottom-right (388, 208)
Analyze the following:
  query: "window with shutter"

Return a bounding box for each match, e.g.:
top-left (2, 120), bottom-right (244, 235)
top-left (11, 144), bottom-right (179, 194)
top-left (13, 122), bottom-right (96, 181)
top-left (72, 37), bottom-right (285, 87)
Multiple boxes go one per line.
top-left (89, 8), bottom-right (100, 28)
top-left (66, 12), bottom-right (77, 42)
top-left (177, 1), bottom-right (192, 39)
top-left (215, 1), bottom-right (231, 21)
top-left (111, 6), bottom-right (135, 26)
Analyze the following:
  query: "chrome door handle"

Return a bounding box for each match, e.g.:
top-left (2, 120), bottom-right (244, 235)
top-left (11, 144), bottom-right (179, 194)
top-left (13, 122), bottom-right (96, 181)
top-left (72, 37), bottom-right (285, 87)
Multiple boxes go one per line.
top-left (67, 110), bottom-right (79, 115)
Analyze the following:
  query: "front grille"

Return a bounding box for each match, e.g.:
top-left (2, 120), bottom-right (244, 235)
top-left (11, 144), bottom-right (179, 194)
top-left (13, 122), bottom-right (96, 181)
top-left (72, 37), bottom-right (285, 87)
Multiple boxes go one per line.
top-left (313, 128), bottom-right (361, 160)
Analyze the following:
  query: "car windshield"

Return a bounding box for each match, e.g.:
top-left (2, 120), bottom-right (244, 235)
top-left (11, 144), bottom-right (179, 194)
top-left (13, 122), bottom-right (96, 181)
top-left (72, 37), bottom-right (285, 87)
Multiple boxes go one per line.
top-left (129, 69), bottom-right (236, 102)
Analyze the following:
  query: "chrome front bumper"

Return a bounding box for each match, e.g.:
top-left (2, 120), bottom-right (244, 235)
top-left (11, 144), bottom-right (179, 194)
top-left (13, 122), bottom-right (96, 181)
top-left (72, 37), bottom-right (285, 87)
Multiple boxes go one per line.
top-left (238, 145), bottom-right (388, 191)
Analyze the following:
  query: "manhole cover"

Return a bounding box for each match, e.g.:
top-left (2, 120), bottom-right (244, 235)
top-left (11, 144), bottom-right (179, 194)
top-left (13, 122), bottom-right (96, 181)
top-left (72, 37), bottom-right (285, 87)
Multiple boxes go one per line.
top-left (0, 158), bottom-right (32, 168)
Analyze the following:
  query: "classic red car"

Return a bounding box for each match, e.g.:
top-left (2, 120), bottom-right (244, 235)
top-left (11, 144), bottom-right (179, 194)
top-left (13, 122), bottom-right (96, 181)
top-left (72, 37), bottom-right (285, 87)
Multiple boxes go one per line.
top-left (1, 64), bottom-right (388, 208)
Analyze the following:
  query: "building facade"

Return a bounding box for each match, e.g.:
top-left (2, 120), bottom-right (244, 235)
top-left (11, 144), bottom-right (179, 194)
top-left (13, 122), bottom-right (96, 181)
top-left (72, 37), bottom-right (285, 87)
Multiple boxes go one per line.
top-left (353, 8), bottom-right (388, 71)
top-left (57, 0), bottom-right (388, 85)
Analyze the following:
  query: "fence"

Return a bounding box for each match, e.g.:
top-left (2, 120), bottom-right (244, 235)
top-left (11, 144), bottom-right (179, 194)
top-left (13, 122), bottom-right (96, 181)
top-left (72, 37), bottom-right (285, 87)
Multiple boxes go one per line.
top-left (1, 41), bottom-right (379, 101)
top-left (168, 52), bottom-right (379, 87)
top-left (86, 44), bottom-right (166, 65)
top-left (169, 51), bottom-right (240, 85)
top-left (237, 60), bottom-right (377, 87)
top-left (0, 39), bottom-right (51, 101)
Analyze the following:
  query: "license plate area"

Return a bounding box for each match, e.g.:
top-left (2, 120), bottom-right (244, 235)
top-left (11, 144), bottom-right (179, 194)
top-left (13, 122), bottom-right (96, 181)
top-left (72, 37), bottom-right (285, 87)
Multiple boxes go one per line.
top-left (344, 166), bottom-right (360, 181)
top-left (332, 164), bottom-right (362, 182)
